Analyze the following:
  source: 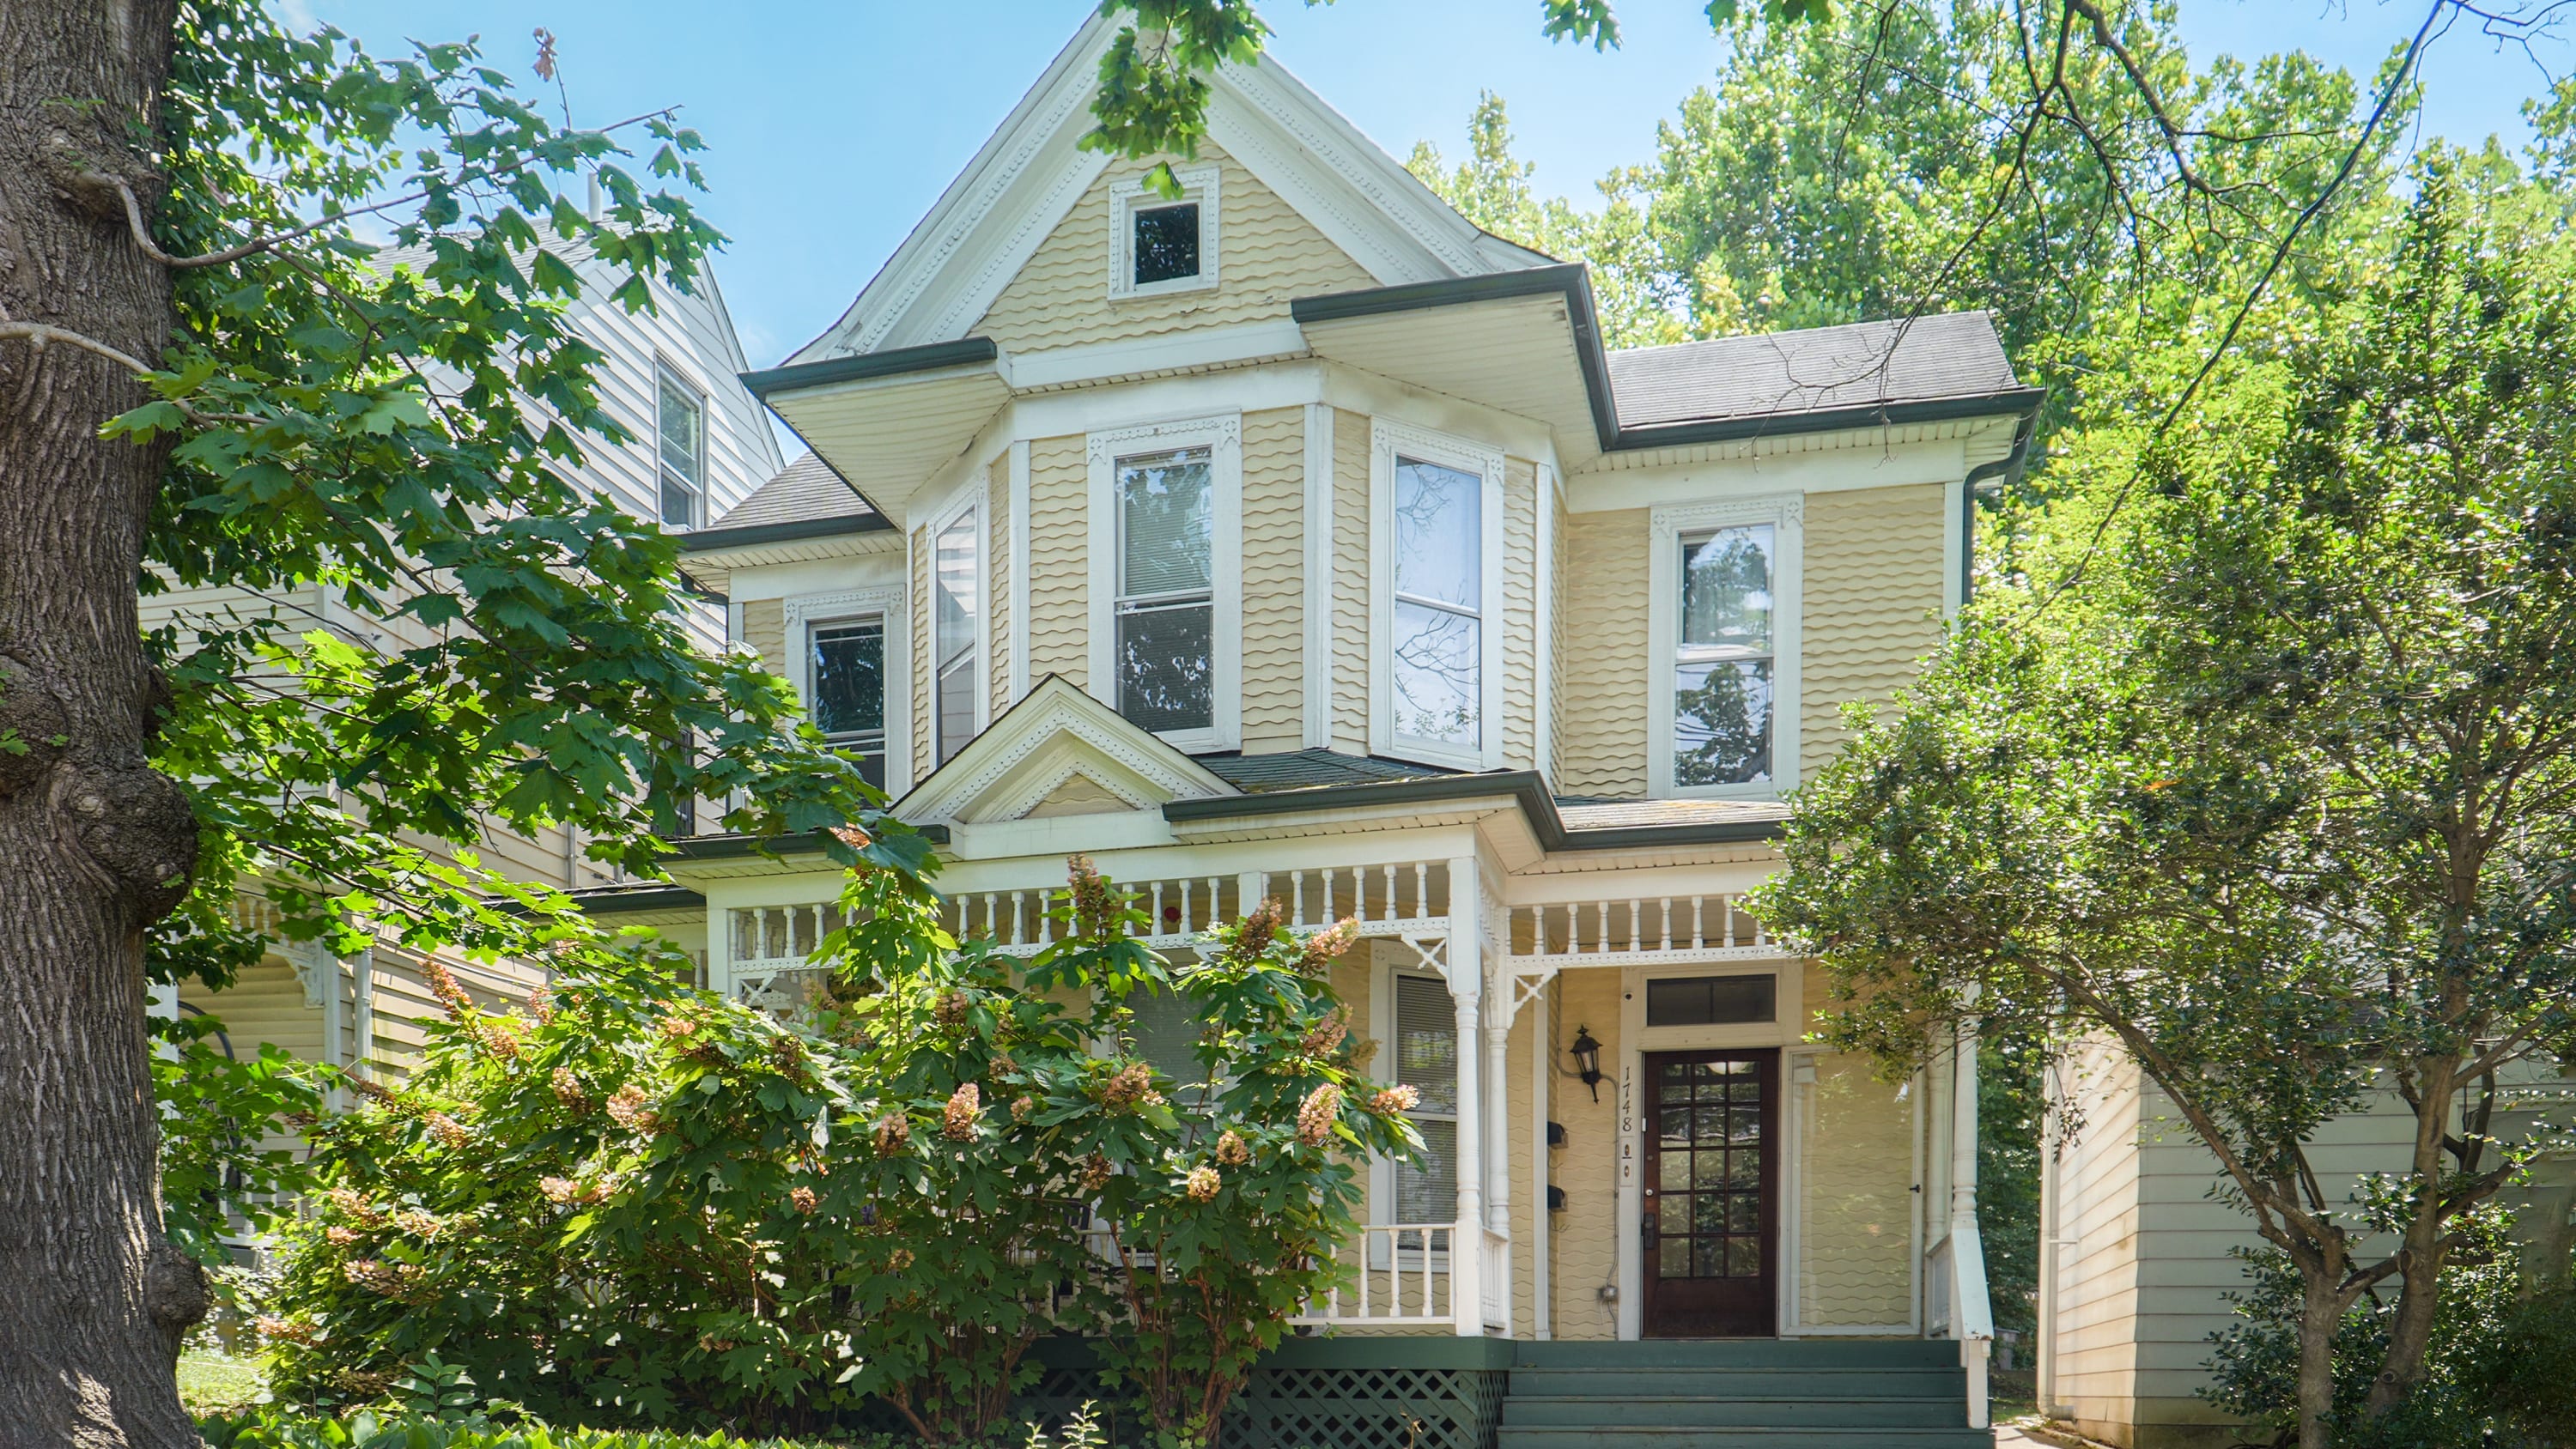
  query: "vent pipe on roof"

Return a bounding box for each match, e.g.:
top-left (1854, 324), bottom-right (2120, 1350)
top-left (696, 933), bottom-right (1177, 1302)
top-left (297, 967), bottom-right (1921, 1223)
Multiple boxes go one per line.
top-left (586, 170), bottom-right (604, 222)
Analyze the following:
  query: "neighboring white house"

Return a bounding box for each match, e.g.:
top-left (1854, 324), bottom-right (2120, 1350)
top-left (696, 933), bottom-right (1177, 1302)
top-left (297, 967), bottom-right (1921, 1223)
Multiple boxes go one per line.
top-left (165, 237), bottom-right (781, 1101)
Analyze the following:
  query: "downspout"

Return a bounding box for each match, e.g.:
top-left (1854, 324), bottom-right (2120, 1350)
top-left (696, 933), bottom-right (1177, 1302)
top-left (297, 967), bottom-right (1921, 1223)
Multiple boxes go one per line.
top-left (1958, 403), bottom-right (2041, 606)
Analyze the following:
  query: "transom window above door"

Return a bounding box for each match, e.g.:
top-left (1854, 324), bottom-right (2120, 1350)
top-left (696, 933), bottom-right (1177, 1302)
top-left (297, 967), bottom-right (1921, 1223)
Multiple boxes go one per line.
top-left (1115, 446), bottom-right (1215, 734)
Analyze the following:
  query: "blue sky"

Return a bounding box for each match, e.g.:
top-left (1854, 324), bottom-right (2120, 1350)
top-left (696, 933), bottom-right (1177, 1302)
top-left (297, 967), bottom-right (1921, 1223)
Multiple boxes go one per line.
top-left (297, 2), bottom-right (2566, 372)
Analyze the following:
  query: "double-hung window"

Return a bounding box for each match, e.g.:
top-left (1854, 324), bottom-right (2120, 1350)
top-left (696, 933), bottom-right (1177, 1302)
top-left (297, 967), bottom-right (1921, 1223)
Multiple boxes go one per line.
top-left (1371, 421), bottom-right (1503, 769)
top-left (1088, 416), bottom-right (1239, 750)
top-left (933, 509), bottom-right (980, 766)
top-left (1389, 972), bottom-right (1458, 1226)
top-left (1114, 447), bottom-right (1216, 735)
top-left (809, 617), bottom-right (886, 790)
top-left (656, 363), bottom-right (705, 528)
top-left (1649, 498), bottom-right (1801, 797)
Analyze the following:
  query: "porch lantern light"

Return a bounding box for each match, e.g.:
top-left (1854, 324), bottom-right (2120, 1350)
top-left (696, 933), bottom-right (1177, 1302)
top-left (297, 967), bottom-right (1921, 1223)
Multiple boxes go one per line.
top-left (1569, 1025), bottom-right (1604, 1103)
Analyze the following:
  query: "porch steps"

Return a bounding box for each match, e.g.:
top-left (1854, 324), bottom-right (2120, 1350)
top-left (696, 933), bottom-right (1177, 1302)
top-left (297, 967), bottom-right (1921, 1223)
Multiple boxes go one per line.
top-left (1496, 1340), bottom-right (1987, 1449)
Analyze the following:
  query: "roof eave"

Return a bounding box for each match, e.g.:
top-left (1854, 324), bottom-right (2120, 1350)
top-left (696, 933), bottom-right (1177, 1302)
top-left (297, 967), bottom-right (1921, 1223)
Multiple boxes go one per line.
top-left (740, 336), bottom-right (1001, 399)
top-left (1160, 771), bottom-right (1785, 851)
top-left (681, 512), bottom-right (894, 554)
top-left (1610, 385), bottom-right (2049, 452)
top-left (1291, 265), bottom-right (1618, 452)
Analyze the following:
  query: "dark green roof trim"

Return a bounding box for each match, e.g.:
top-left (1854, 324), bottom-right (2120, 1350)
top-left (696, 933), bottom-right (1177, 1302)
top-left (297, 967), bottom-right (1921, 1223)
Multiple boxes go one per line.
top-left (739, 337), bottom-right (999, 399)
top-left (681, 511), bottom-right (893, 554)
top-left (1292, 264), bottom-right (1618, 452)
top-left (1292, 268), bottom-right (2044, 455)
top-left (571, 885), bottom-right (706, 914)
top-left (1162, 770), bottom-right (1782, 851)
top-left (1612, 385), bottom-right (2049, 452)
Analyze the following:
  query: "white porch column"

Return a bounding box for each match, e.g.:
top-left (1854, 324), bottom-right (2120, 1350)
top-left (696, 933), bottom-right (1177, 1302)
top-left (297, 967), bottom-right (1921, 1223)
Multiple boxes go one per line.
top-left (1531, 973), bottom-right (1552, 1339)
top-left (1447, 855), bottom-right (1484, 1336)
top-left (1950, 1008), bottom-right (1992, 1428)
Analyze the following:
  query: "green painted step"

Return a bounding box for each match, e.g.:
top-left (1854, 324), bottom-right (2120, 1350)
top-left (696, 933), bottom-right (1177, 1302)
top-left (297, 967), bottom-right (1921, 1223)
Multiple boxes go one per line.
top-left (1503, 1397), bottom-right (1964, 1429)
top-left (1513, 1340), bottom-right (1955, 1370)
top-left (1495, 1429), bottom-right (1993, 1449)
top-left (1504, 1367), bottom-right (1965, 1400)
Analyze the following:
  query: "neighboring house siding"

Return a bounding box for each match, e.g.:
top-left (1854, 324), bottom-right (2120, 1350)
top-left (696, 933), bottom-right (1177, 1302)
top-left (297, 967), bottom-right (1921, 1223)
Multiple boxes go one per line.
top-left (1795, 971), bottom-right (1915, 1328)
top-left (1026, 433), bottom-right (1089, 688)
top-left (1557, 507), bottom-right (1651, 797)
top-left (1800, 483), bottom-right (1947, 779)
top-left (2050, 1042), bottom-right (2148, 1442)
top-left (969, 139), bottom-right (1376, 355)
top-left (1330, 409), bottom-right (1371, 755)
top-left (988, 456), bottom-right (1014, 717)
top-left (1550, 967), bottom-right (1623, 1340)
top-left (1239, 407), bottom-right (1305, 754)
top-left (1502, 458), bottom-right (1540, 771)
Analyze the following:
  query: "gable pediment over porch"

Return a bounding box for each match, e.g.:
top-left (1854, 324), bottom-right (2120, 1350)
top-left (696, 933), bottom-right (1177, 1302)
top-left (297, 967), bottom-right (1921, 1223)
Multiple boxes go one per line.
top-left (893, 675), bottom-right (1236, 829)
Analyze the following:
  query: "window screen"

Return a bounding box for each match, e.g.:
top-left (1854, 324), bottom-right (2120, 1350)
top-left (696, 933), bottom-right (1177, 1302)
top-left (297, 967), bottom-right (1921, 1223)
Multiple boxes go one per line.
top-left (1390, 456), bottom-right (1481, 750)
top-left (1675, 524), bottom-right (1776, 785)
top-left (1114, 447), bottom-right (1214, 734)
top-left (1644, 974), bottom-right (1777, 1028)
top-left (1393, 973), bottom-right (1457, 1224)
top-left (1131, 202), bottom-right (1201, 286)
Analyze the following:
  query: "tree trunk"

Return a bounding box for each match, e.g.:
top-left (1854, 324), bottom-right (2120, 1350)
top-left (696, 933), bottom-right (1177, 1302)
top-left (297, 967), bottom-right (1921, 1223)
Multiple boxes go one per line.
top-left (2295, 1271), bottom-right (2345, 1449)
top-left (0, 4), bottom-right (204, 1448)
top-left (2365, 1065), bottom-right (2458, 1416)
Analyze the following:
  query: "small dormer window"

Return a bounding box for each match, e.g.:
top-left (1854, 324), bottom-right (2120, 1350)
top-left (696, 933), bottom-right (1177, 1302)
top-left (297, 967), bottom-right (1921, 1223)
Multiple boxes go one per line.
top-left (1109, 167), bottom-right (1219, 300)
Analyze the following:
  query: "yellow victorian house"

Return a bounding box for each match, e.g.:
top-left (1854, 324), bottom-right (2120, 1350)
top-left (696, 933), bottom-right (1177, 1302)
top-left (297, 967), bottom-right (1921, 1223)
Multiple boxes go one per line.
top-left (603, 18), bottom-right (2038, 1446)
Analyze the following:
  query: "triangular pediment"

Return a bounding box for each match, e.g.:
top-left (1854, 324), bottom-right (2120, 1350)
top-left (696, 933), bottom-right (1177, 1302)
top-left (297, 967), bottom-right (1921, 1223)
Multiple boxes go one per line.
top-left (895, 676), bottom-right (1236, 828)
top-left (784, 17), bottom-right (1551, 365)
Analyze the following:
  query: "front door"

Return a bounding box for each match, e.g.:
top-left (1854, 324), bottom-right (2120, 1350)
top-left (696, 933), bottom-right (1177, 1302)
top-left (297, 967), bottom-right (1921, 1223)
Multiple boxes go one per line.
top-left (1641, 1049), bottom-right (1778, 1337)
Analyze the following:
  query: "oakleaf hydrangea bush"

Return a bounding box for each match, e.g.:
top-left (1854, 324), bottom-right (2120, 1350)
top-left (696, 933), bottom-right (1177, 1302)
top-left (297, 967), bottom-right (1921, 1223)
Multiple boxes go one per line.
top-left (259, 857), bottom-right (1416, 1445)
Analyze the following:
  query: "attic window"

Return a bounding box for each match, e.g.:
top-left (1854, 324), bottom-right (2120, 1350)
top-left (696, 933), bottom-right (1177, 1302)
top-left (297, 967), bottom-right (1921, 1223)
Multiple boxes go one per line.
top-left (1109, 167), bottom-right (1219, 300)
top-left (1132, 203), bottom-right (1200, 286)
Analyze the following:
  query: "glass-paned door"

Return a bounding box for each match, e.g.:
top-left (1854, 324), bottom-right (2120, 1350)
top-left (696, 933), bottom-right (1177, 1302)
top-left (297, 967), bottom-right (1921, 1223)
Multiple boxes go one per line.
top-left (1641, 1049), bottom-right (1778, 1337)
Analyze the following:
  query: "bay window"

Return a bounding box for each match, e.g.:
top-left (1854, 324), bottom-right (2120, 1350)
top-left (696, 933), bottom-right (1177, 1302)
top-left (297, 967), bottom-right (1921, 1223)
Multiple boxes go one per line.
top-left (1370, 421), bottom-right (1504, 770)
top-left (1115, 446), bottom-right (1215, 734)
top-left (809, 617), bottom-right (886, 790)
top-left (933, 508), bottom-right (980, 766)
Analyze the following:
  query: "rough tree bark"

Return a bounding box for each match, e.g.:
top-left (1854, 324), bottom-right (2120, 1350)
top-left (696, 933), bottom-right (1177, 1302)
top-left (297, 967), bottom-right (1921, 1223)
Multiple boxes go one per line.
top-left (0, 3), bottom-right (206, 1447)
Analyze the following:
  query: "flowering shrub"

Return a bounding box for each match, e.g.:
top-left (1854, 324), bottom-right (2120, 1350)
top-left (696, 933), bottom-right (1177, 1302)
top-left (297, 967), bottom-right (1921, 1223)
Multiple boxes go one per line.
top-left (259, 859), bottom-right (1415, 1446)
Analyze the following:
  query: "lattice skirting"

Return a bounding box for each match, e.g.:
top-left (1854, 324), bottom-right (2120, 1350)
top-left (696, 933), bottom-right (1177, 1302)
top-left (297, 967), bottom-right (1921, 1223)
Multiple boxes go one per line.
top-left (990, 1337), bottom-right (1513, 1449)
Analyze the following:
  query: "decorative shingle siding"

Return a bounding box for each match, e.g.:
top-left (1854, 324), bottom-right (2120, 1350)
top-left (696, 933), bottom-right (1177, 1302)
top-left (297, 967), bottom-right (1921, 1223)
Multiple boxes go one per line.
top-left (1796, 973), bottom-right (1916, 1327)
top-left (1502, 458), bottom-right (1540, 771)
top-left (1556, 508), bottom-right (1651, 797)
top-left (969, 139), bottom-right (1376, 355)
top-left (987, 456), bottom-right (1014, 716)
top-left (1547, 491), bottom-right (1567, 785)
top-left (1025, 434), bottom-right (1089, 689)
top-left (1330, 409), bottom-right (1371, 754)
top-left (1800, 483), bottom-right (1947, 779)
top-left (1239, 408), bottom-right (1306, 754)
top-left (740, 597), bottom-right (788, 684)
top-left (1548, 968), bottom-right (1624, 1339)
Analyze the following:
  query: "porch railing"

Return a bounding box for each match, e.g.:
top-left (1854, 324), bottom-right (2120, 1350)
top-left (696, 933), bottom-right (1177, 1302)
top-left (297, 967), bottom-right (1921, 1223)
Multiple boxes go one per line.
top-left (941, 861), bottom-right (1458, 955)
top-left (1502, 891), bottom-right (1781, 963)
top-left (1289, 1224), bottom-right (1457, 1326)
top-left (1479, 1227), bottom-right (1511, 1334)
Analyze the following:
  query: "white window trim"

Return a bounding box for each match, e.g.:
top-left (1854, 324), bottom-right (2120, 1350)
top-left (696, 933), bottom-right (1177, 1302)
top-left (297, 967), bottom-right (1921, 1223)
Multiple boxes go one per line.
top-left (926, 486), bottom-right (992, 768)
top-left (1369, 953), bottom-right (1459, 1255)
top-left (786, 585), bottom-right (908, 791)
top-left (1647, 494), bottom-right (1804, 801)
top-left (653, 356), bottom-right (708, 529)
top-left (1086, 413), bottom-right (1242, 753)
top-left (1108, 165), bottom-right (1221, 300)
top-left (1370, 419), bottom-right (1507, 772)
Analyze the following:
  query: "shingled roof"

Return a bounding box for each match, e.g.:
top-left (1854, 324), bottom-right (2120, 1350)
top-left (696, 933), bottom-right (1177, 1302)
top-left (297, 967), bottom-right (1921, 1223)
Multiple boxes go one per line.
top-left (708, 452), bottom-right (875, 531)
top-left (1605, 311), bottom-right (2022, 432)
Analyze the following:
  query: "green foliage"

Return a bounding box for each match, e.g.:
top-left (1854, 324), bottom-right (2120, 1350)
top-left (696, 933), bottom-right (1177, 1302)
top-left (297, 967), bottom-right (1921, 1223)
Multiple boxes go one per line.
top-left (155, 1010), bottom-right (325, 1281)
top-left (2204, 1209), bottom-right (2569, 1448)
top-left (197, 1407), bottom-right (874, 1449)
top-left (257, 861), bottom-right (1411, 1446)
top-left (1975, 1034), bottom-right (2044, 1337)
top-left (1755, 149), bottom-right (2576, 1432)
